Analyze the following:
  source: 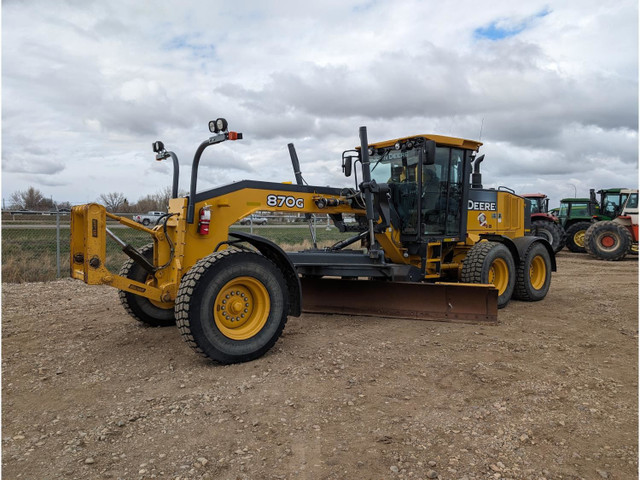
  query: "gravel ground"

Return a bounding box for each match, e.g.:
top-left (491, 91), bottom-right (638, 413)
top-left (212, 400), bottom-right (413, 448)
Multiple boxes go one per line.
top-left (2, 251), bottom-right (638, 480)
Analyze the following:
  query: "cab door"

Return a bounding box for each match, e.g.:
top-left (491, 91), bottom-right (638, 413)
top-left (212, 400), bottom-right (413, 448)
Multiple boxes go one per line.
top-left (421, 147), bottom-right (466, 238)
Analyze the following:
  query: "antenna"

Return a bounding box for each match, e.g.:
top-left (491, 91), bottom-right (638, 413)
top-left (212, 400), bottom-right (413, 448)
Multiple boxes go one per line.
top-left (479, 117), bottom-right (485, 141)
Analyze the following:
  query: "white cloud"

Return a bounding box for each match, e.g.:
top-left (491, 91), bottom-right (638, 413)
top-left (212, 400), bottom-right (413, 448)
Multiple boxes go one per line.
top-left (1, 0), bottom-right (637, 208)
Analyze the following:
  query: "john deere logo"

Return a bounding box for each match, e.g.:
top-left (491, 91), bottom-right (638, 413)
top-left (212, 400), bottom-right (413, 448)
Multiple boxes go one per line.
top-left (468, 200), bottom-right (497, 211)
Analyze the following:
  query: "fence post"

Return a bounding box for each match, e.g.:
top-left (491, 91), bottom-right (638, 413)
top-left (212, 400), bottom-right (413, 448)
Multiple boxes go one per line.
top-left (56, 209), bottom-right (61, 278)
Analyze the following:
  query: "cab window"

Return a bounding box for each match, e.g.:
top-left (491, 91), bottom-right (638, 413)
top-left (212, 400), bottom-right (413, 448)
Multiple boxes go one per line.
top-left (625, 193), bottom-right (638, 209)
top-left (569, 202), bottom-right (589, 216)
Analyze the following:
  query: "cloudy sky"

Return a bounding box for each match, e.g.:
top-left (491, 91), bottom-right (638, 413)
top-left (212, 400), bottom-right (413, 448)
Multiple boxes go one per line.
top-left (2, 0), bottom-right (638, 208)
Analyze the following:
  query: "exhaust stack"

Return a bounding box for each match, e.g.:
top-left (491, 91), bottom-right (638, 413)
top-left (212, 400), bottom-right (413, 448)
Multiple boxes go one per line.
top-left (471, 154), bottom-right (485, 189)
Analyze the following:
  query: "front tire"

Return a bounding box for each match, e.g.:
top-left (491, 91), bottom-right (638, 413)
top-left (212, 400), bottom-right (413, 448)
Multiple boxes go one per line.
top-left (118, 244), bottom-right (175, 327)
top-left (513, 242), bottom-right (552, 301)
top-left (175, 249), bottom-right (289, 364)
top-left (461, 241), bottom-right (515, 309)
top-left (565, 221), bottom-right (591, 253)
top-left (584, 221), bottom-right (632, 261)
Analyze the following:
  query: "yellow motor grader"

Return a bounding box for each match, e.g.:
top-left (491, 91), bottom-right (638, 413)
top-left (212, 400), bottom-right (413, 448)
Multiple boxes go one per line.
top-left (70, 119), bottom-right (555, 364)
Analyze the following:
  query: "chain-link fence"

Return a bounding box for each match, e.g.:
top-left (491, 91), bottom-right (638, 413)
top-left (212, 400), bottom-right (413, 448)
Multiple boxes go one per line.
top-left (1, 212), bottom-right (353, 283)
top-left (2, 212), bottom-right (155, 283)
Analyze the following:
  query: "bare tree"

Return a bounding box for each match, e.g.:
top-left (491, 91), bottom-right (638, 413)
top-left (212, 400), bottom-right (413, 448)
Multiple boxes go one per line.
top-left (154, 186), bottom-right (173, 211)
top-left (9, 187), bottom-right (54, 211)
top-left (134, 195), bottom-right (159, 213)
top-left (131, 186), bottom-right (185, 213)
top-left (55, 201), bottom-right (73, 211)
top-left (99, 192), bottom-right (127, 212)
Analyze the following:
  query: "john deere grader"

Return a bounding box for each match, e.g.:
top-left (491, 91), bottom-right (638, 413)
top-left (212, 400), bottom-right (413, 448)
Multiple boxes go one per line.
top-left (70, 119), bottom-right (555, 364)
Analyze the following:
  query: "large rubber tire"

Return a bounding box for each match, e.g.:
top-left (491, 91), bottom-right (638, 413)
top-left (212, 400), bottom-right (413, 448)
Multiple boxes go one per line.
top-left (461, 241), bottom-right (515, 309)
top-left (564, 221), bottom-right (591, 253)
top-left (584, 221), bottom-right (632, 261)
top-left (142, 219), bottom-right (150, 226)
top-left (513, 242), bottom-right (552, 301)
top-left (531, 220), bottom-right (564, 253)
top-left (118, 244), bottom-right (176, 327)
top-left (175, 249), bottom-right (289, 364)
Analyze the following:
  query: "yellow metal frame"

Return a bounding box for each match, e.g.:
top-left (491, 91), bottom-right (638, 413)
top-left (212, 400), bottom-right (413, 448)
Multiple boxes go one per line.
top-left (70, 203), bottom-right (174, 302)
top-left (69, 135), bottom-right (528, 307)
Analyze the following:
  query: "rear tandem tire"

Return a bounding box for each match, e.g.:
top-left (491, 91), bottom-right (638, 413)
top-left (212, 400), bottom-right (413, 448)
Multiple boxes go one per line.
top-left (118, 244), bottom-right (176, 327)
top-left (513, 242), bottom-right (552, 301)
top-left (461, 241), bottom-right (515, 309)
top-left (584, 221), bottom-right (632, 261)
top-left (174, 249), bottom-right (289, 364)
top-left (565, 221), bottom-right (591, 253)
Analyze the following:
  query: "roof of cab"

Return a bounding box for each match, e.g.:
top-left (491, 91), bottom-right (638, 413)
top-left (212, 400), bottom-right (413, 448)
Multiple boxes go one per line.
top-left (365, 134), bottom-right (483, 151)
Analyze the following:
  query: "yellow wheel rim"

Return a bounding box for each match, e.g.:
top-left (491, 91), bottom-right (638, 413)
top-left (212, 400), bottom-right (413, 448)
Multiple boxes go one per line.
top-left (213, 276), bottom-right (270, 340)
top-left (488, 258), bottom-right (509, 295)
top-left (574, 230), bottom-right (585, 247)
top-left (529, 255), bottom-right (546, 290)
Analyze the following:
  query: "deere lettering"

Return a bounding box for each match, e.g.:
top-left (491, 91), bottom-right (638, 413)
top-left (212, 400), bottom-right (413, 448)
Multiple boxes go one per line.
top-left (468, 200), bottom-right (497, 211)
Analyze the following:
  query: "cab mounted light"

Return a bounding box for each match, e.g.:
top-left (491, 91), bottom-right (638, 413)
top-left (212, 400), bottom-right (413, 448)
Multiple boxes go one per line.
top-left (216, 117), bottom-right (228, 132)
top-left (368, 147), bottom-right (375, 156)
top-left (152, 141), bottom-right (165, 153)
top-left (394, 141), bottom-right (402, 150)
top-left (208, 117), bottom-right (229, 133)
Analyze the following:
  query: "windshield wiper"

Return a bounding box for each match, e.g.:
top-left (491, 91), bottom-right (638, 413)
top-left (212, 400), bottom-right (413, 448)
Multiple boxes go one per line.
top-left (370, 150), bottom-right (389, 173)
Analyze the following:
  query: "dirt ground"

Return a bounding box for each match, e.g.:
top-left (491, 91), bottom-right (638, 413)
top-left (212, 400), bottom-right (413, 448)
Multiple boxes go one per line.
top-left (2, 251), bottom-right (638, 480)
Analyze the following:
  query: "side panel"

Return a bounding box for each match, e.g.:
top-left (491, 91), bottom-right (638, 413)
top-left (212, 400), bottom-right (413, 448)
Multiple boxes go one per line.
top-left (466, 189), bottom-right (526, 241)
top-left (466, 189), bottom-right (499, 238)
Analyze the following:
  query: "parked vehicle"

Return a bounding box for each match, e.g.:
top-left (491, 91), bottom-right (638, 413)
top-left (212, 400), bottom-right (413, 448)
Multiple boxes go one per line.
top-left (584, 189), bottom-right (638, 261)
top-left (557, 188), bottom-right (628, 253)
top-left (133, 211), bottom-right (166, 226)
top-left (70, 119), bottom-right (555, 364)
top-left (240, 214), bottom-right (268, 225)
top-left (522, 193), bottom-right (564, 253)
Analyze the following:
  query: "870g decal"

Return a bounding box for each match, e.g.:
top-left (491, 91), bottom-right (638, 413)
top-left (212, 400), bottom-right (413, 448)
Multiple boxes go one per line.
top-left (266, 194), bottom-right (305, 209)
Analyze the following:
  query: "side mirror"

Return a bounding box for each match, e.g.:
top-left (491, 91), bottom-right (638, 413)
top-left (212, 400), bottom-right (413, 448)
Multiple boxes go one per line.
top-left (343, 156), bottom-right (353, 177)
top-left (424, 140), bottom-right (436, 165)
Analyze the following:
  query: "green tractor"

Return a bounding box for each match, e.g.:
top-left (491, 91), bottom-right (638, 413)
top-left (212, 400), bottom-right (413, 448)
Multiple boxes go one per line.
top-left (557, 188), bottom-right (630, 253)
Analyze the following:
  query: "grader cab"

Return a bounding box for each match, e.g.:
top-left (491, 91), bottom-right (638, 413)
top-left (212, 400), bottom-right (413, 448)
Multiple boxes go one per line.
top-left (70, 119), bottom-right (555, 364)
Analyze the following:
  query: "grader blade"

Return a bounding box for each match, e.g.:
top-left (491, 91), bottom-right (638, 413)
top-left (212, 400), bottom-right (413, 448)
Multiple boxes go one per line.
top-left (300, 278), bottom-right (498, 324)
